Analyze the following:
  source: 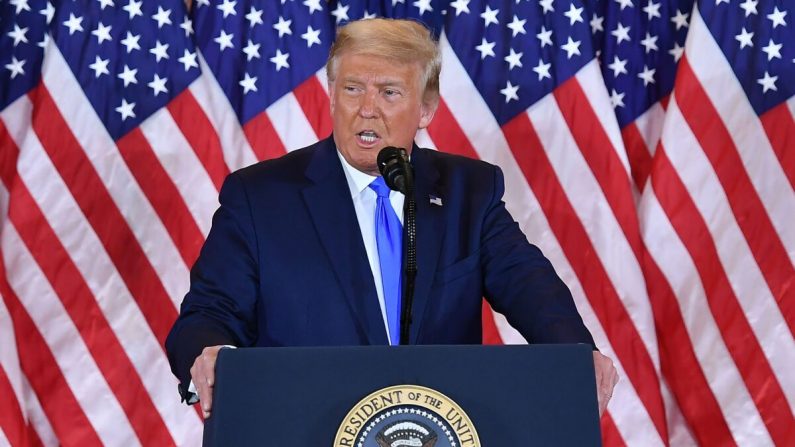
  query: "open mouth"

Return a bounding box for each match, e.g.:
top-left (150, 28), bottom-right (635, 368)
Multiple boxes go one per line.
top-left (357, 130), bottom-right (381, 145)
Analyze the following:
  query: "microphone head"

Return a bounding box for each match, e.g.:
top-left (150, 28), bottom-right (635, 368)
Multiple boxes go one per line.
top-left (377, 147), bottom-right (409, 193)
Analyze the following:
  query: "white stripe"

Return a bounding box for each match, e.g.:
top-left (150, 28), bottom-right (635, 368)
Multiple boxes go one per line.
top-left (0, 292), bottom-right (25, 421)
top-left (267, 92), bottom-right (319, 151)
top-left (660, 378), bottom-right (698, 447)
top-left (639, 187), bottom-right (773, 446)
top-left (315, 69), bottom-right (330, 95)
top-left (788, 96), bottom-right (795, 118)
top-left (633, 102), bottom-right (665, 157)
top-left (686, 9), bottom-right (795, 262)
top-left (1, 96), bottom-right (203, 444)
top-left (415, 128), bottom-right (436, 149)
top-left (0, 428), bottom-right (9, 447)
top-left (140, 108), bottom-right (219, 237)
top-left (19, 374), bottom-right (57, 447)
top-left (41, 41), bottom-right (188, 309)
top-left (526, 93), bottom-right (660, 368)
top-left (575, 61), bottom-right (632, 179)
top-left (192, 54), bottom-right (258, 171)
top-left (438, 33), bottom-right (661, 446)
top-left (663, 96), bottom-right (795, 410)
top-left (1, 225), bottom-right (138, 446)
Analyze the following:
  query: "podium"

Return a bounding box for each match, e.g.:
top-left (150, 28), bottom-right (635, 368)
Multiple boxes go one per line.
top-left (203, 344), bottom-right (601, 446)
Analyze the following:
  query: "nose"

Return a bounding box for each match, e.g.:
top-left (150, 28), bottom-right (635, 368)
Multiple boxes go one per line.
top-left (359, 89), bottom-right (378, 118)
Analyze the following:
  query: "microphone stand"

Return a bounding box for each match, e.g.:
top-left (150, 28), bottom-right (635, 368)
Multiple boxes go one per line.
top-left (400, 157), bottom-right (416, 346)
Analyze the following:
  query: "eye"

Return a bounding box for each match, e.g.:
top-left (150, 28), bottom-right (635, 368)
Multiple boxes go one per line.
top-left (384, 88), bottom-right (401, 97)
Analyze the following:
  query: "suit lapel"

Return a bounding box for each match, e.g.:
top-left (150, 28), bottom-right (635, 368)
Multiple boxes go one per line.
top-left (408, 147), bottom-right (445, 343)
top-left (301, 139), bottom-right (388, 345)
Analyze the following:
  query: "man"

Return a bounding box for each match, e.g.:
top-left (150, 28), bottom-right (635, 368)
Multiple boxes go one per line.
top-left (166, 18), bottom-right (617, 420)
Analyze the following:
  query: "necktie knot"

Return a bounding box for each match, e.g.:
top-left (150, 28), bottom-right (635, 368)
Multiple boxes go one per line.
top-left (369, 177), bottom-right (391, 198)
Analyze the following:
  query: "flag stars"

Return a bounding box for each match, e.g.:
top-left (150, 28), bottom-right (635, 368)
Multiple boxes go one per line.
top-left (214, 30), bottom-right (234, 51)
top-left (121, 32), bottom-right (141, 52)
top-left (178, 49), bottom-right (198, 71)
top-left (150, 40), bottom-right (169, 61)
top-left (669, 42), bottom-right (684, 61)
top-left (611, 23), bottom-right (631, 44)
top-left (767, 7), bottom-right (787, 28)
top-left (735, 28), bottom-right (753, 49)
top-left (63, 13), bottom-right (84, 35)
top-left (607, 56), bottom-right (628, 77)
top-left (507, 15), bottom-right (526, 37)
top-left (450, 0), bottom-right (470, 16)
top-left (117, 65), bottom-right (137, 86)
top-left (123, 0), bottom-right (143, 19)
top-left (97, 0), bottom-right (114, 9)
top-left (539, 0), bottom-right (554, 14)
top-left (246, 7), bottom-right (264, 27)
top-left (151, 7), bottom-right (172, 28)
top-left (10, 0), bottom-right (31, 14)
top-left (475, 38), bottom-right (496, 59)
top-left (4, 56), bottom-right (25, 79)
top-left (533, 59), bottom-right (552, 80)
top-left (273, 16), bottom-right (292, 37)
top-left (303, 0), bottom-right (323, 14)
top-left (561, 37), bottom-right (581, 58)
top-left (640, 33), bottom-right (658, 53)
top-left (413, 0), bottom-right (433, 15)
top-left (270, 49), bottom-right (290, 71)
top-left (242, 39), bottom-right (261, 61)
top-left (38, 33), bottom-right (49, 49)
top-left (180, 17), bottom-right (193, 36)
top-left (590, 14), bottom-right (604, 34)
top-left (504, 48), bottom-right (523, 70)
top-left (7, 24), bottom-right (29, 46)
top-left (615, 0), bottom-right (634, 10)
top-left (637, 65), bottom-right (656, 86)
top-left (481, 6), bottom-right (499, 27)
top-left (331, 2), bottom-right (350, 23)
top-left (564, 3), bottom-right (584, 25)
top-left (91, 22), bottom-right (112, 44)
top-left (761, 39), bottom-right (782, 61)
top-left (609, 89), bottom-right (625, 108)
top-left (670, 9), bottom-right (690, 29)
top-left (301, 25), bottom-right (321, 47)
top-left (500, 81), bottom-right (519, 103)
top-left (40, 2), bottom-right (55, 24)
top-left (148, 73), bottom-right (168, 96)
top-left (757, 71), bottom-right (777, 93)
top-left (644, 1), bottom-right (661, 20)
top-left (217, 0), bottom-right (237, 18)
top-left (536, 26), bottom-right (553, 48)
top-left (240, 72), bottom-right (258, 93)
top-left (89, 55), bottom-right (110, 77)
top-left (115, 99), bottom-right (136, 121)
top-left (739, 0), bottom-right (758, 17)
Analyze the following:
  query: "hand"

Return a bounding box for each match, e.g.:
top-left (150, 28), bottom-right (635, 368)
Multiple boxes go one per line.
top-left (190, 345), bottom-right (225, 419)
top-left (593, 351), bottom-right (619, 417)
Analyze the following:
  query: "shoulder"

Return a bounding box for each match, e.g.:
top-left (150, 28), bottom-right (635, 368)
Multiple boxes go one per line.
top-left (233, 139), bottom-right (325, 185)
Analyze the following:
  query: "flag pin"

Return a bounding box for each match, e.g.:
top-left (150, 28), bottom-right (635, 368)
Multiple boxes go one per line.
top-left (429, 195), bottom-right (443, 206)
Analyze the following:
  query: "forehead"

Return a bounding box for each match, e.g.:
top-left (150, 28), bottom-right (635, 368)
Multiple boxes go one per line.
top-left (335, 52), bottom-right (422, 85)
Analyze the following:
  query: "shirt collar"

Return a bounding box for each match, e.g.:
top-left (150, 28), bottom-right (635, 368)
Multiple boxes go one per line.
top-left (336, 149), bottom-right (378, 199)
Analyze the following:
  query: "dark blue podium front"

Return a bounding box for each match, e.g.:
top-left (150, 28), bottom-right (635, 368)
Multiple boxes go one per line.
top-left (203, 344), bottom-right (601, 446)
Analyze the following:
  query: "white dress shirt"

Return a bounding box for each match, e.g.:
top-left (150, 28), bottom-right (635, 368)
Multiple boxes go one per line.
top-left (336, 150), bottom-right (404, 344)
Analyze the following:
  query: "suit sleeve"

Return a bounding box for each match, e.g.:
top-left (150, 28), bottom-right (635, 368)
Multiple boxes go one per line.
top-left (165, 172), bottom-right (261, 398)
top-left (480, 165), bottom-right (597, 348)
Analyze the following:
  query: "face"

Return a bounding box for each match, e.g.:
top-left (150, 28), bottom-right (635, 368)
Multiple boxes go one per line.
top-left (329, 52), bottom-right (437, 176)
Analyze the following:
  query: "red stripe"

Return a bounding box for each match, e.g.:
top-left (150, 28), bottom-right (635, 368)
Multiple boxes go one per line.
top-left (601, 412), bottom-right (627, 447)
top-left (167, 89), bottom-right (230, 191)
top-left (759, 103), bottom-right (795, 192)
top-left (29, 85), bottom-right (177, 347)
top-left (425, 99), bottom-right (480, 159)
top-left (116, 129), bottom-right (204, 268)
top-left (553, 79), bottom-right (668, 443)
top-left (0, 366), bottom-right (26, 447)
top-left (292, 76), bottom-right (333, 139)
top-left (480, 300), bottom-right (503, 345)
top-left (621, 122), bottom-right (653, 190)
top-left (651, 145), bottom-right (795, 445)
top-left (243, 112), bottom-right (287, 161)
top-left (502, 113), bottom-right (664, 445)
top-left (677, 58), bottom-right (795, 334)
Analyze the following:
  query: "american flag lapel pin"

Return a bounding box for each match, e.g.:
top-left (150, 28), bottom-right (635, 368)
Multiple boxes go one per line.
top-left (429, 195), bottom-right (443, 206)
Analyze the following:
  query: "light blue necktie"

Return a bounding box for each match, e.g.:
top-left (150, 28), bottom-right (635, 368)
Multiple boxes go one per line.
top-left (369, 177), bottom-right (402, 345)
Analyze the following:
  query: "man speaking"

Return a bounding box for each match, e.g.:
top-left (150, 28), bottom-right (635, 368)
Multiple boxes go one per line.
top-left (165, 18), bottom-right (617, 420)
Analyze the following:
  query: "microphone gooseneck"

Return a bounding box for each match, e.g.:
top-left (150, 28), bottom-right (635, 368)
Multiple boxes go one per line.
top-left (377, 147), bottom-right (416, 346)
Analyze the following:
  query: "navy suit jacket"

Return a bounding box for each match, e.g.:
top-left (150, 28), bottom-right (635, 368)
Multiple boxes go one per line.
top-left (165, 137), bottom-right (595, 395)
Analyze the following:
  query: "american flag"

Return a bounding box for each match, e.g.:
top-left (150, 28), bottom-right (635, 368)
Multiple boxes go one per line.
top-left (0, 0), bottom-right (792, 446)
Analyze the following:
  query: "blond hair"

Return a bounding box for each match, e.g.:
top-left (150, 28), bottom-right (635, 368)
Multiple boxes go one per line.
top-left (326, 18), bottom-right (441, 103)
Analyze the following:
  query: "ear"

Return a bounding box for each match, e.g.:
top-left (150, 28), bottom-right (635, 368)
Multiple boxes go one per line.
top-left (418, 96), bottom-right (439, 129)
top-left (328, 80), bottom-right (336, 115)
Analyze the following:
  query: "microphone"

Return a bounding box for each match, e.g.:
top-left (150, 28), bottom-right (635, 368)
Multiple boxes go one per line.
top-left (376, 147), bottom-right (416, 346)
top-left (377, 147), bottom-right (412, 194)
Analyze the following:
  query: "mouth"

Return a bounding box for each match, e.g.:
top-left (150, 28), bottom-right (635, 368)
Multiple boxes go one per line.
top-left (356, 130), bottom-right (381, 147)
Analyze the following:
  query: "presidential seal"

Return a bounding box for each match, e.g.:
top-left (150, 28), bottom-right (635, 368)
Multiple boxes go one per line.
top-left (334, 385), bottom-right (480, 447)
